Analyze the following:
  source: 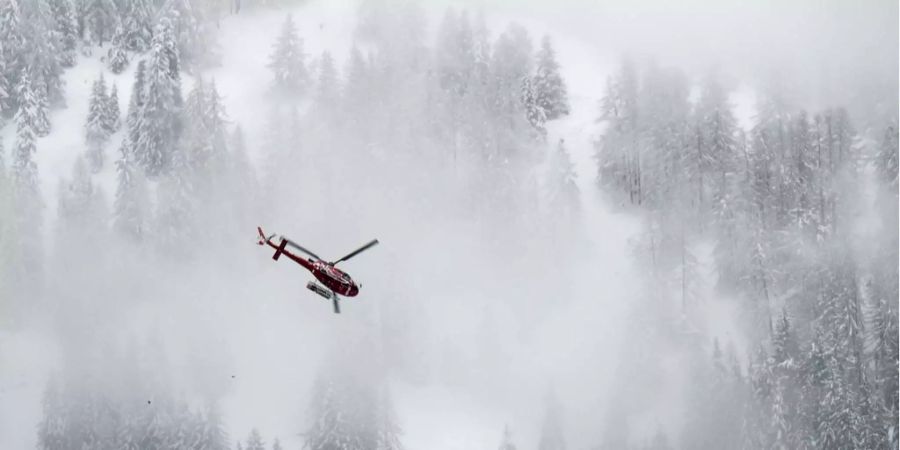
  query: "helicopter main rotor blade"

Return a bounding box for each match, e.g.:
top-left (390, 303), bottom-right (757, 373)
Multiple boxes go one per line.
top-left (332, 239), bottom-right (379, 265)
top-left (283, 238), bottom-right (323, 261)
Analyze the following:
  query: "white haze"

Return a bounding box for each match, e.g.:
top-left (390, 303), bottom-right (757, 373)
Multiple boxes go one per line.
top-left (1, 0), bottom-right (896, 449)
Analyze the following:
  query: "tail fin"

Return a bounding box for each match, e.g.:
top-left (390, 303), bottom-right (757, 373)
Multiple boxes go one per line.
top-left (257, 227), bottom-right (266, 245)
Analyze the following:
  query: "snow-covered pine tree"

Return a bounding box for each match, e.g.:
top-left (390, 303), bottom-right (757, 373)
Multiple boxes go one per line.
top-left (768, 311), bottom-right (801, 449)
top-left (489, 23), bottom-right (533, 140)
top-left (37, 375), bottom-right (68, 450)
top-left (155, 142), bottom-right (196, 258)
top-left (312, 51), bottom-right (340, 123)
top-left (0, 44), bottom-right (10, 118)
top-left (0, 139), bottom-right (11, 303)
top-left (876, 121), bottom-right (899, 192)
top-left (272, 438), bottom-right (283, 450)
top-left (245, 428), bottom-right (265, 450)
top-left (163, 0), bottom-right (216, 71)
top-left (224, 124), bottom-right (258, 232)
top-left (520, 76), bottom-right (546, 136)
top-left (532, 35), bottom-right (569, 120)
top-left (84, 0), bottom-right (116, 46)
top-left (303, 374), bottom-right (362, 450)
top-left (126, 60), bottom-right (146, 146)
top-left (595, 60), bottom-right (640, 204)
top-left (435, 8), bottom-right (472, 98)
top-left (137, 19), bottom-right (183, 177)
top-left (191, 402), bottom-right (229, 450)
top-left (84, 75), bottom-right (110, 171)
top-left (57, 155), bottom-right (106, 229)
top-left (544, 139), bottom-right (578, 218)
top-left (108, 24), bottom-right (130, 73)
top-left (342, 46), bottom-right (369, 126)
top-left (372, 384), bottom-right (404, 450)
top-left (13, 72), bottom-right (41, 195)
top-left (205, 79), bottom-right (229, 173)
top-left (498, 426), bottom-right (517, 450)
top-left (107, 83), bottom-right (120, 131)
top-left (0, 1), bottom-right (24, 112)
top-left (21, 3), bottom-right (66, 109)
top-left (113, 138), bottom-right (149, 242)
top-left (12, 70), bottom-right (43, 281)
top-left (268, 14), bottom-right (308, 97)
top-left (48, 0), bottom-right (78, 67)
top-left (122, 0), bottom-right (152, 52)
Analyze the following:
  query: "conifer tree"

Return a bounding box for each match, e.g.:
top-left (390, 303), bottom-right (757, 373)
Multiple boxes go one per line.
top-left (498, 426), bottom-right (517, 450)
top-left (245, 429), bottom-right (265, 450)
top-left (85, 75), bottom-right (110, 171)
top-left (48, 0), bottom-right (78, 67)
top-left (84, 0), bottom-right (115, 46)
top-left (155, 145), bottom-right (195, 257)
top-left (108, 24), bottom-right (130, 73)
top-left (107, 83), bottom-right (120, 131)
top-left (20, 66), bottom-right (53, 137)
top-left (876, 121), bottom-right (899, 192)
top-left (136, 20), bottom-right (183, 177)
top-left (13, 72), bottom-right (41, 195)
top-left (122, 0), bottom-right (152, 52)
top-left (37, 376), bottom-right (67, 450)
top-left (532, 35), bottom-right (569, 120)
top-left (0, 45), bottom-right (10, 118)
top-left (12, 70), bottom-right (43, 281)
top-left (304, 376), bottom-right (360, 450)
top-left (126, 60), bottom-right (147, 146)
top-left (521, 76), bottom-right (546, 136)
top-left (113, 138), bottom-right (149, 242)
top-left (267, 14), bottom-right (308, 97)
top-left (313, 51), bottom-right (340, 119)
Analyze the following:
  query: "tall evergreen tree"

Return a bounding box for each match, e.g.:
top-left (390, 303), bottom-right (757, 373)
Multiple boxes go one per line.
top-left (13, 72), bottom-right (41, 195)
top-left (267, 14), bottom-right (308, 97)
top-left (312, 51), bottom-right (340, 122)
top-left (11, 70), bottom-right (43, 282)
top-left (136, 19), bottom-right (183, 177)
top-left (544, 139), bottom-right (579, 218)
top-left (498, 426), bottom-right (517, 450)
top-left (113, 138), bottom-right (149, 242)
top-left (85, 74), bottom-right (111, 171)
top-left (126, 60), bottom-right (147, 146)
top-left (122, 0), bottom-right (152, 52)
top-left (107, 83), bottom-right (120, 131)
top-left (108, 23), bottom-right (130, 73)
top-left (532, 35), bottom-right (569, 120)
top-left (84, 0), bottom-right (116, 46)
top-left (37, 376), bottom-right (67, 450)
top-left (245, 428), bottom-right (265, 450)
top-left (48, 0), bottom-right (79, 67)
top-left (876, 121), bottom-right (899, 192)
top-left (521, 76), bottom-right (546, 136)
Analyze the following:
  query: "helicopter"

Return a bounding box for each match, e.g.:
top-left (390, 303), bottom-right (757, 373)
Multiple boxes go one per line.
top-left (257, 227), bottom-right (378, 314)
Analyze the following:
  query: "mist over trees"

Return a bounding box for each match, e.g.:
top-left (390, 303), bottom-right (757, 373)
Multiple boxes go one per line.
top-left (0, 0), bottom-right (895, 449)
top-left (595, 59), bottom-right (899, 448)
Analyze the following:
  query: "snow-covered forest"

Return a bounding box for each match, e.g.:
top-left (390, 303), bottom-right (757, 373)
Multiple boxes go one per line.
top-left (0, 0), bottom-right (896, 449)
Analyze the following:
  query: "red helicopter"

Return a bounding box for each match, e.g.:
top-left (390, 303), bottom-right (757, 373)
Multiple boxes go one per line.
top-left (257, 227), bottom-right (379, 314)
